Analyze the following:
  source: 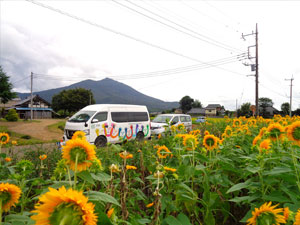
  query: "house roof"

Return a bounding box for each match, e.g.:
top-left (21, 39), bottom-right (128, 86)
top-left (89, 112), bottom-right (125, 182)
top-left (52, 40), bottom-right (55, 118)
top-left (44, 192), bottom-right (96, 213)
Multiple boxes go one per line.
top-left (0, 98), bottom-right (21, 108)
top-left (187, 108), bottom-right (205, 114)
top-left (205, 104), bottom-right (222, 109)
top-left (15, 95), bottom-right (51, 106)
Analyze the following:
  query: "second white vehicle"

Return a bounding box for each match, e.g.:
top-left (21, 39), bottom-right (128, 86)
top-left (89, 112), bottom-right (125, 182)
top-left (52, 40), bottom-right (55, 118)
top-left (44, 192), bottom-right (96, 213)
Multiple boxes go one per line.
top-left (150, 114), bottom-right (192, 135)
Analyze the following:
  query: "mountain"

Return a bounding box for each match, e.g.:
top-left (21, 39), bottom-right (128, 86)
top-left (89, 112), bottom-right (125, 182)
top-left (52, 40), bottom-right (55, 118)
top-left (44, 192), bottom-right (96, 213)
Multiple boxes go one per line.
top-left (16, 78), bottom-right (179, 112)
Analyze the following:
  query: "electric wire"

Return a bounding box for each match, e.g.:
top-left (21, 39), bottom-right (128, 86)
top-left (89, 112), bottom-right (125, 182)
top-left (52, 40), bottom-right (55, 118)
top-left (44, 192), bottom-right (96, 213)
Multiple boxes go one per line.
top-left (25, 0), bottom-right (248, 77)
top-left (112, 0), bottom-right (244, 53)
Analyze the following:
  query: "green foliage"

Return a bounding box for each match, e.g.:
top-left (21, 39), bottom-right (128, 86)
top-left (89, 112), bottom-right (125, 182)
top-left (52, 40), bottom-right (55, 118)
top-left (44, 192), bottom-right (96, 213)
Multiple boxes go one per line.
top-left (0, 65), bottom-right (16, 104)
top-left (192, 99), bottom-right (202, 108)
top-left (179, 96), bottom-right (194, 113)
top-left (239, 102), bottom-right (251, 117)
top-left (281, 102), bottom-right (290, 115)
top-left (52, 88), bottom-right (95, 115)
top-left (5, 108), bottom-right (19, 121)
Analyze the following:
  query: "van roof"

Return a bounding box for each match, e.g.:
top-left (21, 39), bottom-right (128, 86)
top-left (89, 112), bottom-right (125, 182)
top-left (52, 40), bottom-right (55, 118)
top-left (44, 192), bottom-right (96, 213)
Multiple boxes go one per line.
top-left (81, 104), bottom-right (148, 111)
top-left (157, 114), bottom-right (190, 117)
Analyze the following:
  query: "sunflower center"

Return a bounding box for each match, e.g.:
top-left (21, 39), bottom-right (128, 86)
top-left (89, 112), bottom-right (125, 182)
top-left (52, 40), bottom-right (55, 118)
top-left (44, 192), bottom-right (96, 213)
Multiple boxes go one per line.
top-left (292, 127), bottom-right (300, 140)
top-left (256, 212), bottom-right (277, 225)
top-left (49, 202), bottom-right (84, 225)
top-left (0, 191), bottom-right (12, 206)
top-left (206, 138), bottom-right (215, 146)
top-left (70, 147), bottom-right (87, 163)
top-left (1, 135), bottom-right (7, 142)
top-left (269, 128), bottom-right (281, 138)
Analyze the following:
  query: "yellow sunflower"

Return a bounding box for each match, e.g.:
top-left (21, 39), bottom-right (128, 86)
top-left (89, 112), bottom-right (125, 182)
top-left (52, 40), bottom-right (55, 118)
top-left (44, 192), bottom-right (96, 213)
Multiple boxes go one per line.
top-left (286, 121), bottom-right (300, 146)
top-left (177, 123), bottom-right (185, 131)
top-left (252, 136), bottom-right (261, 146)
top-left (5, 157), bottom-right (12, 162)
top-left (258, 127), bottom-right (267, 138)
top-left (0, 132), bottom-right (10, 145)
top-left (164, 166), bottom-right (176, 172)
top-left (203, 134), bottom-right (219, 151)
top-left (267, 123), bottom-right (285, 141)
top-left (259, 139), bottom-right (272, 154)
top-left (247, 202), bottom-right (285, 225)
top-left (295, 209), bottom-right (300, 225)
top-left (224, 126), bottom-right (233, 137)
top-left (232, 119), bottom-right (242, 128)
top-left (62, 139), bottom-right (96, 171)
top-left (0, 183), bottom-right (21, 212)
top-left (31, 186), bottom-right (97, 225)
top-left (72, 131), bottom-right (86, 140)
top-left (107, 208), bottom-right (114, 218)
top-left (146, 202), bottom-right (154, 208)
top-left (39, 154), bottom-right (47, 161)
top-left (189, 129), bottom-right (201, 136)
top-left (126, 165), bottom-right (137, 170)
top-left (119, 151), bottom-right (133, 159)
top-left (283, 207), bottom-right (289, 221)
top-left (204, 130), bottom-right (210, 136)
top-left (157, 145), bottom-right (173, 158)
top-left (183, 134), bottom-right (199, 150)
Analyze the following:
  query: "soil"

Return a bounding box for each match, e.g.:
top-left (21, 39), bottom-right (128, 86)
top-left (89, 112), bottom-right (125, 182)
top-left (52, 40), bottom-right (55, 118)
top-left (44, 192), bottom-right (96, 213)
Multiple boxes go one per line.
top-left (1, 119), bottom-right (65, 141)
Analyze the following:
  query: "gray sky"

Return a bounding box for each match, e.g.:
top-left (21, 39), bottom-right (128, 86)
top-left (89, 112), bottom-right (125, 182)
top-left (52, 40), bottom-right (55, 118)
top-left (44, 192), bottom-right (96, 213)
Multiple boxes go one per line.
top-left (1, 0), bottom-right (300, 111)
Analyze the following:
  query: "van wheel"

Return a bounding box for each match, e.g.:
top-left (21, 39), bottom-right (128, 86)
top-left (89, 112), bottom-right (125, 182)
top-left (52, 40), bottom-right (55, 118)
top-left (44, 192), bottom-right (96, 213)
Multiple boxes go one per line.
top-left (95, 135), bottom-right (107, 148)
top-left (136, 132), bottom-right (144, 141)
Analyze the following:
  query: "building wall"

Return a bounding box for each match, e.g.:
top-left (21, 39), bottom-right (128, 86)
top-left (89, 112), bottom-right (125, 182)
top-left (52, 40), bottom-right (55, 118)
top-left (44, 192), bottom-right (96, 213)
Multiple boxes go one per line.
top-left (205, 109), bottom-right (217, 116)
top-left (22, 111), bottom-right (52, 119)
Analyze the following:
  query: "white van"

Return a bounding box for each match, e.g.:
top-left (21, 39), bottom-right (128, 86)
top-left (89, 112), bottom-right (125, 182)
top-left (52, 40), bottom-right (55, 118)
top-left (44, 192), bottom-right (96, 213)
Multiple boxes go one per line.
top-left (63, 104), bottom-right (151, 147)
top-left (151, 114), bottom-right (192, 135)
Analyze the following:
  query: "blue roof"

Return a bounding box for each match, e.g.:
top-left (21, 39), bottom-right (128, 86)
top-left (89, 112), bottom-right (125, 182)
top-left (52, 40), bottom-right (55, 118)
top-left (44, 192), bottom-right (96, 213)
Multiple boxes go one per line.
top-left (15, 107), bottom-right (53, 111)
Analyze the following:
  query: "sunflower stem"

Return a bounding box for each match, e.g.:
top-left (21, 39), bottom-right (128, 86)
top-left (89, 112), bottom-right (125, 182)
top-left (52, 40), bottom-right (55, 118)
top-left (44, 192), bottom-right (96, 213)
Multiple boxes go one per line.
top-left (66, 166), bottom-right (72, 187)
top-left (74, 153), bottom-right (79, 189)
top-left (0, 199), bottom-right (2, 225)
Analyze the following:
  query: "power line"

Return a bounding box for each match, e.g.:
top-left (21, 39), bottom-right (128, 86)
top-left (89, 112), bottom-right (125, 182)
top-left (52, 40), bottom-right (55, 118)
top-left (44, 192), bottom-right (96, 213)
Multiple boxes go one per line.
top-left (114, 0), bottom-right (244, 53)
top-left (33, 54), bottom-right (247, 81)
top-left (12, 76), bottom-right (30, 85)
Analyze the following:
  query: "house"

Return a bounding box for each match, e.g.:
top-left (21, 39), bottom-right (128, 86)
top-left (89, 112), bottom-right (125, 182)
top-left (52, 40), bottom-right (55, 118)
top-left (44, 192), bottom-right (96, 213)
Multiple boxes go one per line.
top-left (205, 104), bottom-right (224, 116)
top-left (187, 108), bottom-right (206, 116)
top-left (259, 106), bottom-right (280, 118)
top-left (3, 95), bottom-right (53, 119)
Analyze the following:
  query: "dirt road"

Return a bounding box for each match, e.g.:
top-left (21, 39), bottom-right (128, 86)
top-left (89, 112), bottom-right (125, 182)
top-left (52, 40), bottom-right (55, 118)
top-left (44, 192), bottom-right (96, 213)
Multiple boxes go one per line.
top-left (1, 119), bottom-right (65, 141)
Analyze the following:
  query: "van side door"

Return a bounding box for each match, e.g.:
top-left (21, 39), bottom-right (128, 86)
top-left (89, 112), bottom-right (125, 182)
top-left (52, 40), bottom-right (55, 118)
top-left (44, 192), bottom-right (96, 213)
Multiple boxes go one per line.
top-left (90, 111), bottom-right (108, 143)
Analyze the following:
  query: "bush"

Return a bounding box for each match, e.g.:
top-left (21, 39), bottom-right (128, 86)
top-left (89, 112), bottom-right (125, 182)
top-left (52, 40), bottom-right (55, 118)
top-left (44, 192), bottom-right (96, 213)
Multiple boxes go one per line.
top-left (5, 109), bottom-right (19, 121)
top-left (21, 135), bottom-right (31, 139)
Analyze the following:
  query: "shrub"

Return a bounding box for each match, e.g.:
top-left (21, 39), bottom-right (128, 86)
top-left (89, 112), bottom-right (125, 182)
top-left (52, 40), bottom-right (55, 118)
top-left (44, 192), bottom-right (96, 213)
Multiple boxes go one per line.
top-left (5, 109), bottom-right (19, 121)
top-left (21, 134), bottom-right (31, 139)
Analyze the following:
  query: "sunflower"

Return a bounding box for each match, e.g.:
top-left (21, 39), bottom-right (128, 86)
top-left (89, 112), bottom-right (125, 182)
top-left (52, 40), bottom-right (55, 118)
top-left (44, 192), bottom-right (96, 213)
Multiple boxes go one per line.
top-left (146, 202), bottom-right (154, 208)
top-left (5, 157), bottom-right (12, 162)
top-left (224, 126), bottom-right (233, 137)
top-left (203, 134), bottom-right (219, 151)
top-left (283, 207), bottom-right (289, 221)
top-left (204, 130), bottom-right (210, 136)
top-left (157, 145), bottom-right (173, 158)
top-left (232, 119), bottom-right (242, 128)
top-left (259, 139), bottom-right (272, 154)
top-left (126, 165), bottom-right (137, 170)
top-left (62, 139), bottom-right (96, 171)
top-left (258, 127), bottom-right (267, 138)
top-left (247, 202), bottom-right (285, 225)
top-left (295, 209), bottom-right (300, 225)
top-left (31, 186), bottom-right (97, 225)
top-left (11, 140), bottom-right (17, 145)
top-left (109, 164), bottom-right (121, 173)
top-left (252, 136), bottom-right (261, 146)
top-left (39, 154), bottom-right (47, 160)
top-left (164, 166), bottom-right (176, 172)
top-left (0, 132), bottom-right (10, 145)
top-left (72, 131), bottom-right (86, 140)
top-left (177, 123), bottom-right (185, 131)
top-left (189, 129), bottom-right (201, 136)
top-left (107, 208), bottom-right (114, 218)
top-left (119, 151), bottom-right (133, 159)
top-left (267, 123), bottom-right (285, 141)
top-left (286, 121), bottom-right (300, 146)
top-left (0, 183), bottom-right (21, 212)
top-left (183, 134), bottom-right (199, 150)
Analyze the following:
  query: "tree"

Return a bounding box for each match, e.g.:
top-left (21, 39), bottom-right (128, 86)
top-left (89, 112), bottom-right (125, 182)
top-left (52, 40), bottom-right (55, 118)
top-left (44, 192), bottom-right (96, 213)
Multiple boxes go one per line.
top-left (192, 99), bottom-right (202, 108)
top-left (259, 97), bottom-right (273, 118)
top-left (5, 109), bottom-right (19, 121)
top-left (52, 88), bottom-right (95, 115)
top-left (281, 102), bottom-right (290, 116)
top-left (239, 102), bottom-right (251, 117)
top-left (0, 66), bottom-right (16, 104)
top-left (179, 96), bottom-right (194, 113)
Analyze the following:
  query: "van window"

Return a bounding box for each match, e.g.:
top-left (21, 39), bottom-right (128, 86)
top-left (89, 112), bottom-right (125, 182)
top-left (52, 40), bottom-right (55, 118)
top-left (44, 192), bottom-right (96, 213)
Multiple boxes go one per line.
top-left (93, 112), bottom-right (107, 122)
top-left (172, 116), bottom-right (179, 124)
top-left (128, 112), bottom-right (149, 122)
top-left (111, 112), bottom-right (128, 123)
top-left (186, 116), bottom-right (191, 122)
top-left (111, 112), bottom-right (149, 123)
top-left (68, 111), bottom-right (96, 122)
top-left (180, 116), bottom-right (187, 122)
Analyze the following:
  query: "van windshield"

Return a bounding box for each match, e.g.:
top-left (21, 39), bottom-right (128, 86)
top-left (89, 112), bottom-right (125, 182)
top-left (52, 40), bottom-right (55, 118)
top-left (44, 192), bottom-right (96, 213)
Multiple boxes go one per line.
top-left (152, 115), bottom-right (173, 123)
top-left (69, 111), bottom-right (96, 122)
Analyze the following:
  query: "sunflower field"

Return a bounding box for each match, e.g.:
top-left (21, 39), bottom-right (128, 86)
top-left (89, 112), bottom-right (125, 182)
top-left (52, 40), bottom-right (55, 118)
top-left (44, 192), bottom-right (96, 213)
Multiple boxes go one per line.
top-left (1, 115), bottom-right (300, 225)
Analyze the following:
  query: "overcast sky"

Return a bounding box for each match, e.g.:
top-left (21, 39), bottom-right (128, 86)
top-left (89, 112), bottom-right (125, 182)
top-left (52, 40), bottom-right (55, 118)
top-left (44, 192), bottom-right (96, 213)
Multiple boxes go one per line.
top-left (1, 0), bottom-right (300, 111)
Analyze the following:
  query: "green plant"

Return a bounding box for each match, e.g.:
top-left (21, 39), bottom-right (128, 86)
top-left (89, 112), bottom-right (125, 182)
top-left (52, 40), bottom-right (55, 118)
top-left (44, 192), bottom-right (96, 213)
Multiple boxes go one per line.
top-left (5, 108), bottom-right (19, 121)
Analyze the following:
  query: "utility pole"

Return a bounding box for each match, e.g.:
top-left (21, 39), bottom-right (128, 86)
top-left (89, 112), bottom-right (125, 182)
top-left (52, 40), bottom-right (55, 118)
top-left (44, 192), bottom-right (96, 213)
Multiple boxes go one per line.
top-left (285, 76), bottom-right (294, 117)
top-left (30, 72), bottom-right (33, 120)
top-left (242, 23), bottom-right (259, 117)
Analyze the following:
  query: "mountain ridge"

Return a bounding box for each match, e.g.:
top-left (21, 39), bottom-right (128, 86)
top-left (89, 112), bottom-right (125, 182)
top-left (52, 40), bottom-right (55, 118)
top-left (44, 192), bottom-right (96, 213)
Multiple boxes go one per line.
top-left (16, 78), bottom-right (179, 112)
